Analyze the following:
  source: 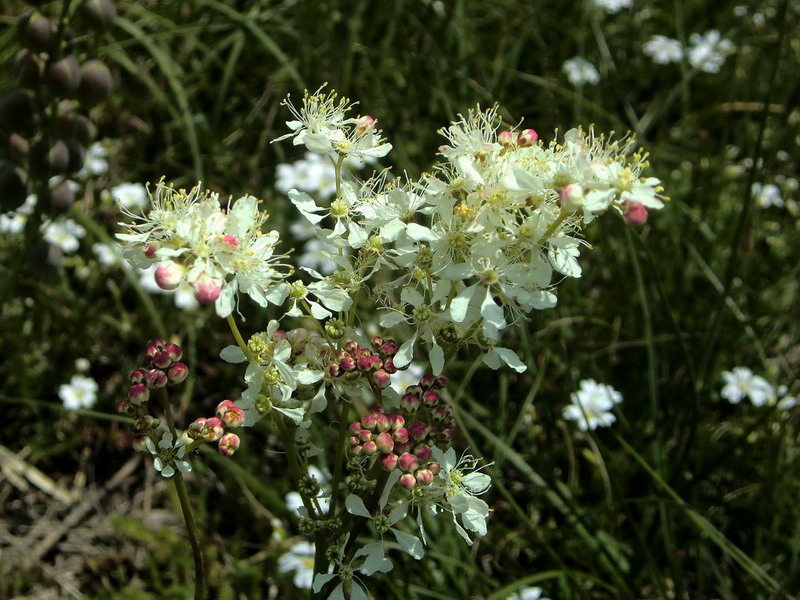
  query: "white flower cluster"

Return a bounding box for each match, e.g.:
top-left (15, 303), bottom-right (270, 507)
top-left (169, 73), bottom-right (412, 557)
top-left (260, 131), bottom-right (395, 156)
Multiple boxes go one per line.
top-left (720, 367), bottom-right (796, 409)
top-left (280, 99), bottom-right (665, 375)
top-left (58, 374), bottom-right (99, 410)
top-left (116, 182), bottom-right (293, 317)
top-left (563, 379), bottom-right (623, 431)
top-left (643, 30), bottom-right (734, 72)
top-left (562, 57), bottom-right (601, 86)
top-left (591, 0), bottom-right (632, 14)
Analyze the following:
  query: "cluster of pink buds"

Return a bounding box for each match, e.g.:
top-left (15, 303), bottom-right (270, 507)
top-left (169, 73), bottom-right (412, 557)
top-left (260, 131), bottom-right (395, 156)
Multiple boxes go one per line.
top-left (148, 246), bottom-right (222, 306)
top-left (328, 337), bottom-right (402, 389)
top-left (623, 202), bottom-right (648, 226)
top-left (119, 339), bottom-right (188, 414)
top-left (347, 374), bottom-right (456, 490)
top-left (498, 128), bottom-right (539, 148)
top-left (187, 399), bottom-right (244, 456)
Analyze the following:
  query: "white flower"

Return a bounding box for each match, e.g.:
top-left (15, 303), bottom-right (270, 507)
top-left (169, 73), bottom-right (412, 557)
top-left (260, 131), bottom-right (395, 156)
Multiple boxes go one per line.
top-left (687, 30), bottom-right (734, 73)
top-left (278, 541), bottom-right (316, 589)
top-left (92, 242), bottom-right (122, 267)
top-left (563, 379), bottom-right (621, 431)
top-left (562, 57), bottom-right (600, 86)
top-left (1, 194), bottom-right (37, 235)
top-left (146, 430), bottom-right (192, 478)
top-left (643, 35), bottom-right (683, 64)
top-left (720, 367), bottom-right (773, 406)
top-left (111, 182), bottom-right (149, 211)
top-left (507, 587), bottom-right (543, 600)
top-left (42, 218), bottom-right (86, 253)
top-left (297, 238), bottom-right (339, 275)
top-left (276, 152), bottom-right (337, 199)
top-left (592, 0), bottom-right (632, 13)
top-left (58, 375), bottom-right (99, 410)
top-left (752, 183), bottom-right (784, 208)
top-left (78, 143), bottom-right (108, 178)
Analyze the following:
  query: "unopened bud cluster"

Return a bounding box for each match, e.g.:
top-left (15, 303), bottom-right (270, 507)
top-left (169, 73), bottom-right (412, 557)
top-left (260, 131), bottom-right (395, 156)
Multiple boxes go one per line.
top-left (348, 374), bottom-right (455, 489)
top-left (187, 399), bottom-right (244, 456)
top-left (119, 338), bottom-right (188, 415)
top-left (328, 336), bottom-right (402, 388)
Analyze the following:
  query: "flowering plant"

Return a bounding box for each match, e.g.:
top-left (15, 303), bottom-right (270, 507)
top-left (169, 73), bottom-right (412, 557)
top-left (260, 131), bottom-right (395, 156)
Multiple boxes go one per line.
top-left (115, 85), bottom-right (664, 598)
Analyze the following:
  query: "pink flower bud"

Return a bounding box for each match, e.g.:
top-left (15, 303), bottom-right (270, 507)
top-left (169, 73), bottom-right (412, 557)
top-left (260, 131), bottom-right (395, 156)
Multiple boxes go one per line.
top-left (362, 440), bottom-right (378, 455)
top-left (348, 421), bottom-right (362, 434)
top-left (409, 420), bottom-right (429, 441)
top-left (559, 183), bottom-right (584, 212)
top-left (192, 273), bottom-right (222, 305)
top-left (132, 437), bottom-right (149, 453)
top-left (218, 433), bottom-right (240, 456)
top-left (148, 338), bottom-right (166, 349)
top-left (429, 462), bottom-right (441, 475)
top-left (518, 128), bottom-right (539, 146)
top-left (415, 468), bottom-right (434, 485)
top-left (420, 374), bottom-right (436, 389)
top-left (152, 350), bottom-right (172, 369)
top-left (434, 376), bottom-right (448, 389)
top-left (355, 115), bottom-right (376, 133)
top-left (440, 426), bottom-right (455, 442)
top-left (351, 444), bottom-right (364, 455)
top-left (188, 418), bottom-right (207, 440)
top-left (357, 355), bottom-right (373, 371)
top-left (273, 329), bottom-right (288, 340)
top-left (328, 363), bottom-right (341, 377)
top-left (370, 335), bottom-right (384, 349)
top-left (340, 356), bottom-right (356, 371)
top-left (498, 130), bottom-right (515, 147)
top-left (422, 390), bottom-right (439, 406)
top-left (373, 369), bottom-right (391, 388)
top-left (130, 369), bottom-right (147, 384)
top-left (414, 444), bottom-right (432, 462)
top-left (401, 393), bottom-right (420, 412)
top-left (222, 234), bottom-right (238, 247)
top-left (336, 350), bottom-right (351, 361)
top-left (398, 452), bottom-right (418, 472)
top-left (375, 432), bottom-right (395, 453)
top-left (393, 427), bottom-right (410, 444)
top-left (362, 413), bottom-right (378, 430)
top-left (167, 362), bottom-right (189, 384)
top-left (394, 441), bottom-right (412, 454)
top-left (116, 398), bottom-right (131, 414)
top-left (432, 405), bottom-right (447, 420)
top-left (128, 383), bottom-right (150, 405)
top-left (344, 340), bottom-right (359, 353)
top-left (146, 369), bottom-right (167, 389)
top-left (380, 452), bottom-right (399, 471)
top-left (165, 343), bottom-right (183, 362)
top-left (380, 341), bottom-right (397, 357)
top-left (400, 473), bottom-right (417, 489)
top-left (155, 261), bottom-right (185, 291)
top-left (389, 414), bottom-right (405, 430)
top-left (219, 404), bottom-right (245, 428)
top-left (358, 429), bottom-right (373, 442)
top-left (375, 413), bottom-right (391, 432)
top-left (143, 242), bottom-right (160, 259)
top-left (623, 202), bottom-right (648, 226)
top-left (203, 417), bottom-right (224, 442)
top-left (406, 384), bottom-right (423, 397)
top-left (383, 358), bottom-right (397, 374)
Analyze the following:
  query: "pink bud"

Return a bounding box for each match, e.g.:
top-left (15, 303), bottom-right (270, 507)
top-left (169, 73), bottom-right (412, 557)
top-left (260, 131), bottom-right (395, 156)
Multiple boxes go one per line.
top-left (362, 413), bottom-right (378, 430)
top-left (394, 441), bottom-right (412, 454)
top-left (351, 444), bottom-right (364, 455)
top-left (358, 429), bottom-right (373, 442)
top-left (128, 383), bottom-right (150, 405)
top-left (355, 115), bottom-right (376, 133)
top-left (188, 418), bottom-right (207, 440)
top-left (432, 405), bottom-right (447, 420)
top-left (409, 421), bottom-right (429, 441)
top-left (375, 432), bottom-right (395, 453)
top-left (165, 343), bottom-right (183, 362)
top-left (383, 358), bottom-right (397, 374)
top-left (362, 440), bottom-right (378, 455)
top-left (340, 356), bottom-right (356, 371)
top-left (390, 414), bottom-right (405, 430)
top-left (380, 452), bottom-right (399, 471)
top-left (623, 202), bottom-right (648, 226)
top-left (218, 433), bottom-right (240, 456)
top-left (192, 273), bottom-right (222, 305)
top-left (398, 452), bottom-right (418, 472)
top-left (440, 426), bottom-right (455, 442)
top-left (273, 329), bottom-right (288, 340)
top-left (130, 368), bottom-right (147, 384)
top-left (167, 362), bottom-right (189, 384)
top-left (393, 427), bottom-right (410, 444)
top-left (434, 376), bottom-right (448, 389)
top-left (373, 369), bottom-right (391, 388)
top-left (218, 403), bottom-right (245, 428)
top-left (204, 417), bottom-right (224, 442)
top-left (401, 393), bottom-right (420, 412)
top-left (116, 398), bottom-right (131, 414)
top-left (375, 413), bottom-right (391, 432)
top-left (380, 341), bottom-right (397, 357)
top-left (559, 184), bottom-right (584, 212)
top-left (349, 436), bottom-right (360, 447)
top-left (422, 390), bottom-right (439, 406)
top-left (414, 444), bottom-right (432, 462)
top-left (222, 234), bottom-right (238, 247)
top-left (328, 363), bottom-right (341, 377)
top-left (518, 128), bottom-right (538, 146)
top-left (348, 421), bottom-right (363, 434)
top-left (152, 350), bottom-right (172, 369)
top-left (143, 242), bottom-right (160, 258)
top-left (498, 130), bottom-right (514, 147)
top-left (344, 340), bottom-right (359, 353)
top-left (406, 384), bottom-right (423, 397)
top-left (146, 369), bottom-right (167, 389)
top-left (370, 335), bottom-right (384, 349)
top-left (357, 355), bottom-right (373, 371)
top-left (415, 468), bottom-right (434, 485)
top-left (429, 462), bottom-right (441, 475)
top-left (400, 473), bottom-right (417, 489)
top-left (132, 437), bottom-right (149, 453)
top-left (155, 261), bottom-right (185, 291)
top-left (420, 374), bottom-right (436, 389)
top-left (148, 338), bottom-right (166, 349)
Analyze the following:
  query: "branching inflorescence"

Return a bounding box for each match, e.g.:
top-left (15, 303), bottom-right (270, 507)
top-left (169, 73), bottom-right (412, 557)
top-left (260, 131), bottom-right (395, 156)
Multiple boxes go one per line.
top-left (115, 84), bottom-right (665, 599)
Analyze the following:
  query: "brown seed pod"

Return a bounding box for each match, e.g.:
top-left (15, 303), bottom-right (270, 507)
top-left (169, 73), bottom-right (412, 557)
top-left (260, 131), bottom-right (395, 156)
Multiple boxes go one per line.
top-left (9, 133), bottom-right (30, 159)
top-left (29, 138), bottom-right (70, 176)
top-left (78, 60), bottom-right (113, 106)
top-left (0, 90), bottom-right (35, 136)
top-left (42, 179), bottom-right (77, 214)
top-left (45, 56), bottom-right (81, 96)
top-left (80, 0), bottom-right (117, 30)
top-left (65, 139), bottom-right (86, 173)
top-left (14, 50), bottom-right (43, 88)
top-left (19, 12), bottom-right (55, 53)
top-left (57, 113), bottom-right (97, 146)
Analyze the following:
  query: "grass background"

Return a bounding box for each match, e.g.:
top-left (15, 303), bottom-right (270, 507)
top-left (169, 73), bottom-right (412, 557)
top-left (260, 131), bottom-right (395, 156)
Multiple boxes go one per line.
top-left (1, 0), bottom-right (800, 598)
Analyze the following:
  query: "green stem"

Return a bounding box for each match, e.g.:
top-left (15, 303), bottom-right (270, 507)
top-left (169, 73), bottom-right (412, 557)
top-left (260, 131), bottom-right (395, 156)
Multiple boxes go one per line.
top-left (536, 208), bottom-right (568, 246)
top-left (226, 314), bottom-right (255, 361)
top-left (328, 402), bottom-right (350, 518)
top-left (173, 471), bottom-right (206, 600)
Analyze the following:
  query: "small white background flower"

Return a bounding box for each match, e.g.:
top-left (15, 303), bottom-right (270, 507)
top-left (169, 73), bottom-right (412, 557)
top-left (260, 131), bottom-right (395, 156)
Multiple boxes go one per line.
top-left (59, 375), bottom-right (99, 410)
top-left (278, 540), bottom-right (316, 589)
top-left (563, 379), bottom-right (622, 431)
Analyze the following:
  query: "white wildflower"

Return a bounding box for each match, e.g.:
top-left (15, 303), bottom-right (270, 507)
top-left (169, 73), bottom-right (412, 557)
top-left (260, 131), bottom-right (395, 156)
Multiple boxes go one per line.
top-left (278, 541), bottom-right (316, 589)
top-left (42, 218), bottom-right (85, 253)
top-left (145, 430), bottom-right (192, 478)
top-left (643, 35), bottom-right (683, 64)
top-left (507, 587), bottom-right (543, 600)
top-left (592, 0), bottom-right (632, 14)
top-left (110, 182), bottom-right (148, 211)
top-left (562, 57), bottom-right (600, 86)
top-left (563, 379), bottom-right (621, 431)
top-left (58, 375), bottom-right (99, 410)
top-left (720, 367), bottom-right (773, 406)
top-left (77, 143), bottom-right (108, 178)
top-left (752, 183), bottom-right (784, 208)
top-left (687, 30), bottom-right (734, 73)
